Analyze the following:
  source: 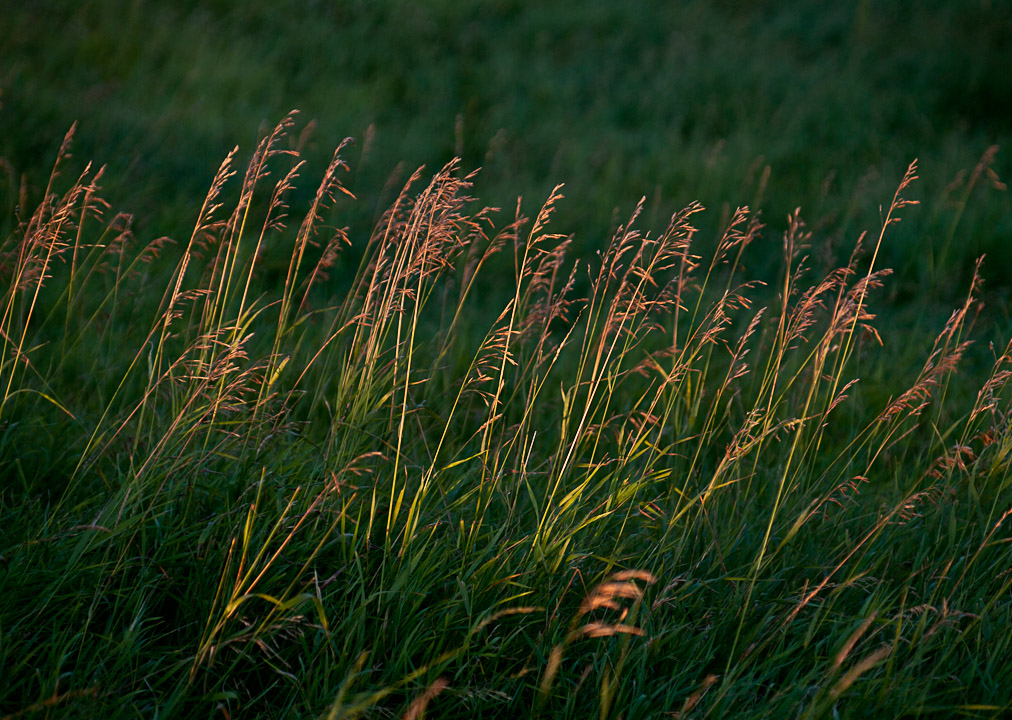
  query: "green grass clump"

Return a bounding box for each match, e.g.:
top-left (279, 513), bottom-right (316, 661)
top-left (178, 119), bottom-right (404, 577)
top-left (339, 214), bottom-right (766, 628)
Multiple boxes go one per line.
top-left (1, 117), bottom-right (1011, 718)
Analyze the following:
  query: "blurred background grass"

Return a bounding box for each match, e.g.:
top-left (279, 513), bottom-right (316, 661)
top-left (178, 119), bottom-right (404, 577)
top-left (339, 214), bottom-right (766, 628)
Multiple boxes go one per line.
top-left (2, 0), bottom-right (1010, 298)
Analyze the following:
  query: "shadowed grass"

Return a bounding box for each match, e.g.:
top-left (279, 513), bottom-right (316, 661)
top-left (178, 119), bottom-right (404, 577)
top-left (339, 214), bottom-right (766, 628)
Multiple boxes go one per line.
top-left (3, 1), bottom-right (1011, 296)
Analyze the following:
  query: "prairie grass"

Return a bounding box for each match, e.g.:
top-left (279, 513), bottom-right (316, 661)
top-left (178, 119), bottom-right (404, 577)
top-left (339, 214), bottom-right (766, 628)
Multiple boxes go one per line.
top-left (4, 1), bottom-right (1011, 294)
top-left (1, 117), bottom-right (1010, 719)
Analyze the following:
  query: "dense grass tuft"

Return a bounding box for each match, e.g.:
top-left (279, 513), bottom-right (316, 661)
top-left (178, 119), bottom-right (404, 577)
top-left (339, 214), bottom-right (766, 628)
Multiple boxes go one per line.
top-left (1, 116), bottom-right (1010, 718)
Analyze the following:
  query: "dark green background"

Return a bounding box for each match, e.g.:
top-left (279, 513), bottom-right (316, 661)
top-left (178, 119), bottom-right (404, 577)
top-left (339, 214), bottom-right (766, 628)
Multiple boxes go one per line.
top-left (3, 0), bottom-right (1011, 295)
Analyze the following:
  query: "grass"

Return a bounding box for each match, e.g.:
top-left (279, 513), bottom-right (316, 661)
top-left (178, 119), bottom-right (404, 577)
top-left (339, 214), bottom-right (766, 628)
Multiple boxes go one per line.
top-left (0, 113), bottom-right (1010, 718)
top-left (2, 1), bottom-right (1012, 717)
top-left (3, 1), bottom-right (1011, 294)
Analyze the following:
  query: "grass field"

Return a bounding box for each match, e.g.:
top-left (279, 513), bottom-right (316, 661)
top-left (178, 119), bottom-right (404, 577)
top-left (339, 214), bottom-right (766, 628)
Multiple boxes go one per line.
top-left (2, 2), bottom-right (1012, 718)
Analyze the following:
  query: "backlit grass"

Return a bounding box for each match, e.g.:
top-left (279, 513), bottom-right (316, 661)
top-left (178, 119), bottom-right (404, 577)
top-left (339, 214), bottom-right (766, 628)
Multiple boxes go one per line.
top-left (1, 116), bottom-right (1010, 718)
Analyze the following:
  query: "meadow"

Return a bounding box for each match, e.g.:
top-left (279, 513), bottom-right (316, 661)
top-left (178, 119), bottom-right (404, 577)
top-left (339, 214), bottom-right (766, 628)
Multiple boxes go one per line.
top-left (2, 2), bottom-right (1011, 718)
